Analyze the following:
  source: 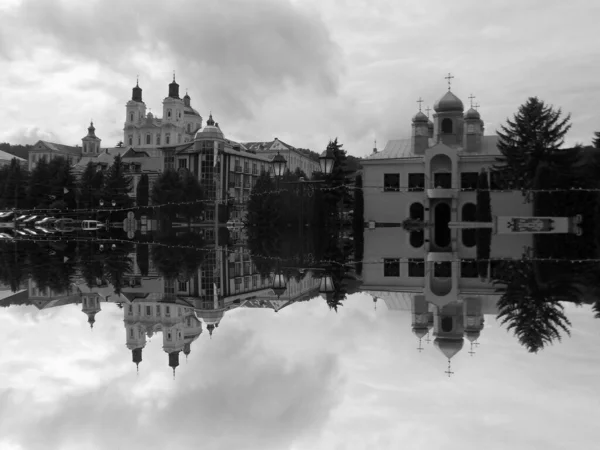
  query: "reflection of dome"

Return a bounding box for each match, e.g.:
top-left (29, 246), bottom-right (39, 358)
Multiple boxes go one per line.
top-left (427, 119), bottom-right (434, 129)
top-left (464, 108), bottom-right (480, 120)
top-left (198, 309), bottom-right (224, 325)
top-left (465, 330), bottom-right (480, 342)
top-left (412, 327), bottom-right (428, 339)
top-left (434, 337), bottom-right (464, 359)
top-left (87, 313), bottom-right (96, 328)
top-left (412, 111), bottom-right (428, 123)
top-left (434, 91), bottom-right (464, 113)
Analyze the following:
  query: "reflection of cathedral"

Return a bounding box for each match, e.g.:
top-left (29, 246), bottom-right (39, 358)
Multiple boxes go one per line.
top-left (362, 77), bottom-right (530, 372)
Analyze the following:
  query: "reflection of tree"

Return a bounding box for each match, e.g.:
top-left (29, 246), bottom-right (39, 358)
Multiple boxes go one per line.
top-left (493, 260), bottom-right (581, 352)
top-left (0, 242), bottom-right (30, 291)
top-left (150, 233), bottom-right (206, 282)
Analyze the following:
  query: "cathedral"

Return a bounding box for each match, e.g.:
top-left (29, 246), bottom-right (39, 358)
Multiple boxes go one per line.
top-left (124, 75), bottom-right (203, 150)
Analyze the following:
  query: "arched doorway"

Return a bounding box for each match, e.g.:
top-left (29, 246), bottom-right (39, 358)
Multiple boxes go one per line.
top-left (434, 203), bottom-right (451, 248)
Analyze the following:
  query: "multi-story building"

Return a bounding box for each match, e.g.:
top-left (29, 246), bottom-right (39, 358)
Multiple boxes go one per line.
top-left (244, 138), bottom-right (320, 178)
top-left (360, 81), bottom-right (534, 366)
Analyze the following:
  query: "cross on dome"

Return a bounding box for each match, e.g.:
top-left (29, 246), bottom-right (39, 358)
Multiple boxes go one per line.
top-left (173, 70), bottom-right (176, 82)
top-left (474, 102), bottom-right (481, 111)
top-left (425, 106), bottom-right (431, 117)
top-left (468, 93), bottom-right (476, 108)
top-left (417, 97), bottom-right (424, 111)
top-left (444, 72), bottom-right (454, 91)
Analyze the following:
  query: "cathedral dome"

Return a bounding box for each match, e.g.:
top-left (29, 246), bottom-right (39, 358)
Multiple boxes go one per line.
top-left (434, 91), bottom-right (464, 113)
top-left (464, 108), bottom-right (480, 120)
top-left (412, 111), bottom-right (429, 123)
top-left (434, 337), bottom-right (464, 359)
top-left (465, 330), bottom-right (481, 342)
top-left (412, 327), bottom-right (428, 339)
top-left (194, 114), bottom-right (224, 140)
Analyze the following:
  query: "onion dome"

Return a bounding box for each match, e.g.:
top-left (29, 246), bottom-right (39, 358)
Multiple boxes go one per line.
top-left (412, 111), bottom-right (429, 123)
top-left (434, 91), bottom-right (464, 113)
top-left (434, 337), bottom-right (464, 359)
top-left (132, 348), bottom-right (142, 367)
top-left (87, 313), bottom-right (96, 329)
top-left (183, 343), bottom-right (191, 356)
top-left (412, 327), bottom-right (429, 339)
top-left (465, 330), bottom-right (481, 342)
top-left (464, 108), bottom-right (480, 120)
top-left (183, 92), bottom-right (191, 107)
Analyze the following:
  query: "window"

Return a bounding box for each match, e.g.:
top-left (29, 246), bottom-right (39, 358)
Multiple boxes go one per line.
top-left (165, 306), bottom-right (171, 315)
top-left (187, 123), bottom-right (191, 132)
top-left (166, 134), bottom-right (170, 145)
top-left (130, 112), bottom-right (134, 122)
top-left (128, 305), bottom-right (133, 315)
top-left (244, 277), bottom-right (250, 289)
top-left (137, 136), bottom-right (141, 146)
top-left (408, 173), bottom-right (425, 191)
top-left (145, 306), bottom-right (151, 316)
top-left (156, 305), bottom-right (161, 315)
top-left (252, 163), bottom-right (257, 174)
top-left (408, 259), bottom-right (425, 277)
top-left (383, 258), bottom-right (400, 277)
top-left (461, 203), bottom-right (477, 247)
top-left (156, 134), bottom-right (161, 145)
top-left (461, 259), bottom-right (479, 278)
top-left (167, 109), bottom-right (172, 119)
top-left (167, 332), bottom-right (172, 341)
top-left (244, 161), bottom-right (249, 173)
top-left (409, 202), bottom-right (424, 220)
top-left (433, 172), bottom-right (451, 188)
top-left (130, 328), bottom-right (134, 338)
top-left (253, 275), bottom-right (258, 287)
top-left (441, 118), bottom-right (453, 133)
top-left (434, 262), bottom-right (452, 278)
top-left (179, 159), bottom-right (187, 169)
top-left (383, 173), bottom-right (400, 192)
top-left (128, 135), bottom-right (133, 146)
top-left (146, 134), bottom-right (151, 145)
top-left (460, 172), bottom-right (478, 190)
top-left (178, 281), bottom-right (187, 291)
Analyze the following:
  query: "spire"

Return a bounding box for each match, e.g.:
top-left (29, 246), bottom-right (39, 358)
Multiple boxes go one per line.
top-left (206, 113), bottom-right (215, 126)
top-left (132, 77), bottom-right (143, 102)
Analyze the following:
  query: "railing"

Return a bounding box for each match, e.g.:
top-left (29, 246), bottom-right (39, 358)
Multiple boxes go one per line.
top-left (234, 165), bottom-right (242, 172)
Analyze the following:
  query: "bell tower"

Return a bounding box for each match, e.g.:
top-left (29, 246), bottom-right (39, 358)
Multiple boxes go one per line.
top-left (433, 73), bottom-right (465, 146)
top-left (411, 97), bottom-right (429, 154)
top-left (125, 77), bottom-right (146, 146)
top-left (463, 95), bottom-right (483, 152)
top-left (82, 121), bottom-right (101, 155)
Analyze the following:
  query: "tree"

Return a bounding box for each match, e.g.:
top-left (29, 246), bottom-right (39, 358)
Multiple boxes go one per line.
top-left (493, 260), bottom-right (580, 353)
top-left (494, 97), bottom-right (574, 189)
top-left (27, 158), bottom-right (51, 208)
top-left (47, 156), bottom-right (77, 209)
top-left (102, 154), bottom-right (133, 208)
top-left (181, 172), bottom-right (204, 223)
top-left (151, 170), bottom-right (184, 216)
top-left (136, 173), bottom-right (149, 208)
top-left (116, 141), bottom-right (124, 148)
top-left (78, 162), bottom-right (104, 209)
top-left (593, 131), bottom-right (600, 149)
top-left (1, 158), bottom-right (28, 209)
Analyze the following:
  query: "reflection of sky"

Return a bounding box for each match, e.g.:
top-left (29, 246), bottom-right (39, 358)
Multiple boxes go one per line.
top-left (1, 293), bottom-right (598, 449)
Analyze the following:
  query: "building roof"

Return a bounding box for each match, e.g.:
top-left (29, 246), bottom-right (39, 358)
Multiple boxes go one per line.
top-left (434, 90), bottom-right (464, 113)
top-left (365, 135), bottom-right (501, 161)
top-left (0, 149), bottom-right (26, 162)
top-left (243, 138), bottom-right (296, 153)
top-left (32, 140), bottom-right (81, 156)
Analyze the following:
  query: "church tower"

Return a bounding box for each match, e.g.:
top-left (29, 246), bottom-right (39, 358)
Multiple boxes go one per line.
top-left (411, 99), bottom-right (430, 154)
top-left (81, 294), bottom-right (101, 329)
top-left (411, 294), bottom-right (431, 341)
top-left (463, 96), bottom-right (483, 152)
top-left (433, 75), bottom-right (464, 146)
top-left (463, 297), bottom-right (484, 344)
top-left (162, 74), bottom-right (185, 144)
top-left (82, 121), bottom-right (101, 155)
top-left (125, 79), bottom-right (147, 146)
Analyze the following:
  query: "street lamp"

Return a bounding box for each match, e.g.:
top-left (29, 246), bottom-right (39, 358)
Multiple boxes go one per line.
top-left (270, 271), bottom-right (287, 298)
top-left (272, 151), bottom-right (287, 178)
top-left (318, 273), bottom-right (335, 296)
top-left (319, 147), bottom-right (335, 175)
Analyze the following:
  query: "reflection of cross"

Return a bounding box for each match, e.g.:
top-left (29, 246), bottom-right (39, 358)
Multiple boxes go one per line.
top-left (445, 73), bottom-right (454, 90)
top-left (417, 97), bottom-right (424, 111)
top-left (473, 340), bottom-right (481, 348)
top-left (425, 106), bottom-right (431, 117)
top-left (468, 94), bottom-right (476, 108)
top-left (469, 342), bottom-right (476, 356)
top-left (445, 360), bottom-right (454, 377)
top-left (425, 331), bottom-right (431, 343)
top-left (417, 339), bottom-right (424, 353)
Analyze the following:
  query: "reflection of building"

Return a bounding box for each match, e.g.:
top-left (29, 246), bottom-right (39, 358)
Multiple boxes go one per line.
top-left (362, 79), bottom-right (533, 369)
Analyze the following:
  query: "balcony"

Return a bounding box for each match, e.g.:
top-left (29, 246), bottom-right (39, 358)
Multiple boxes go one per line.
top-left (228, 181), bottom-right (236, 188)
top-left (234, 165), bottom-right (242, 173)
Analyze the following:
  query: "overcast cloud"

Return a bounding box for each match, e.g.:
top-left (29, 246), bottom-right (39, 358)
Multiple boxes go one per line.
top-left (1, 0), bottom-right (598, 153)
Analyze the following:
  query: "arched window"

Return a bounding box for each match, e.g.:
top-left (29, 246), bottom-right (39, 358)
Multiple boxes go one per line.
top-left (409, 202), bottom-right (424, 220)
top-left (146, 134), bottom-right (151, 145)
top-left (461, 203), bottom-right (476, 247)
top-left (441, 316), bottom-right (453, 332)
top-left (128, 135), bottom-right (133, 146)
top-left (441, 118), bottom-right (453, 133)
top-left (187, 123), bottom-right (191, 132)
top-left (130, 112), bottom-right (134, 122)
top-left (156, 134), bottom-right (161, 146)
top-left (167, 109), bottom-right (172, 119)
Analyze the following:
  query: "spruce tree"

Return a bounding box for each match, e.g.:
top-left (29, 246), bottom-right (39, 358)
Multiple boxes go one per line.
top-left (27, 159), bottom-right (51, 208)
top-left (78, 162), bottom-right (98, 209)
top-left (1, 158), bottom-right (28, 209)
top-left (593, 131), bottom-right (600, 149)
top-left (136, 173), bottom-right (149, 207)
top-left (47, 156), bottom-right (77, 209)
top-left (102, 154), bottom-right (133, 208)
top-left (494, 97), bottom-right (573, 189)
top-left (151, 170), bottom-right (184, 216)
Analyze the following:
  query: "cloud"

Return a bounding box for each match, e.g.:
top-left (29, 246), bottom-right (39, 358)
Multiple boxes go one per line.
top-left (2, 0), bottom-right (342, 122)
top-left (0, 322), bottom-right (343, 450)
top-left (2, 127), bottom-right (61, 145)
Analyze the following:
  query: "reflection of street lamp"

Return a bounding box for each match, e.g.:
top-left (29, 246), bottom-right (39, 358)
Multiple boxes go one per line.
top-left (319, 273), bottom-right (335, 300)
top-left (319, 147), bottom-right (335, 175)
top-left (270, 271), bottom-right (287, 298)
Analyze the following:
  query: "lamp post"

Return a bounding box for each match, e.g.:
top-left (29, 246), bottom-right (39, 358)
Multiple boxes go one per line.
top-left (270, 270), bottom-right (288, 299)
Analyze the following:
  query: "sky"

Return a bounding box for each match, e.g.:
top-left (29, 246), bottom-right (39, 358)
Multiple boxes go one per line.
top-left (0, 293), bottom-right (599, 450)
top-left (1, 0), bottom-right (599, 157)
